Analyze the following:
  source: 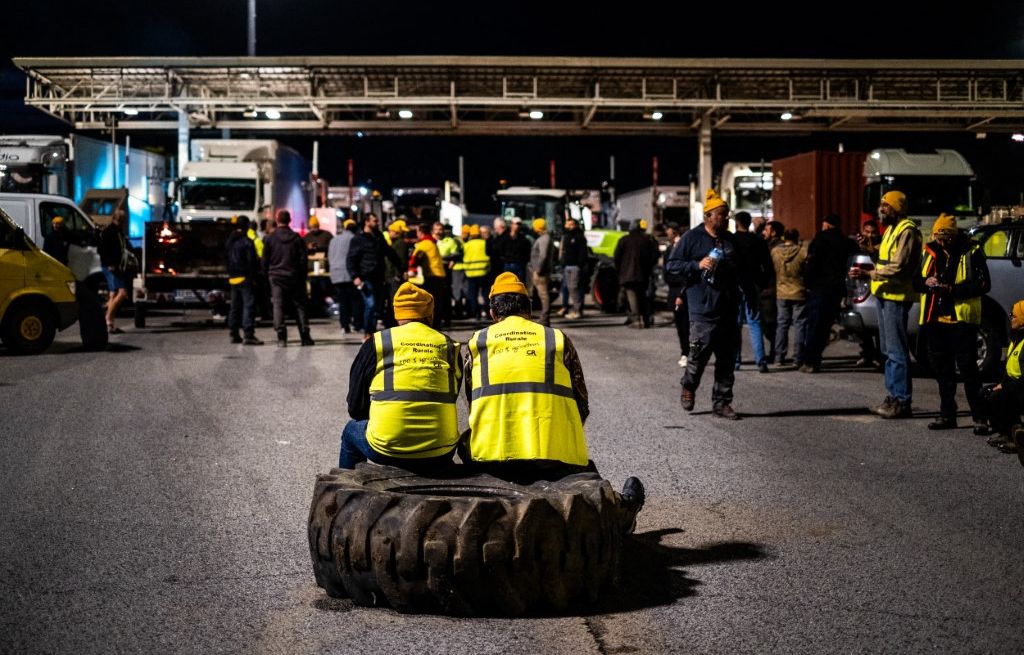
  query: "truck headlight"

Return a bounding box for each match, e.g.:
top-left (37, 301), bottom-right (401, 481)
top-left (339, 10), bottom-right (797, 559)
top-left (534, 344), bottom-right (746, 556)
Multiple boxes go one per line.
top-left (66, 281), bottom-right (77, 296)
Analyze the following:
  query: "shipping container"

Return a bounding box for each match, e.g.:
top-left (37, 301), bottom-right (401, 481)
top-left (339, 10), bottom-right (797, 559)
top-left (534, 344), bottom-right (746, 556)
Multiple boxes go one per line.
top-left (770, 151), bottom-right (867, 240)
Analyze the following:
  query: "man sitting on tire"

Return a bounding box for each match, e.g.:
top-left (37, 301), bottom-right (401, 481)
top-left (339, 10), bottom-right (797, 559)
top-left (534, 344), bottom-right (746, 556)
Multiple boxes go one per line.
top-left (463, 272), bottom-right (645, 523)
top-left (339, 282), bottom-right (462, 471)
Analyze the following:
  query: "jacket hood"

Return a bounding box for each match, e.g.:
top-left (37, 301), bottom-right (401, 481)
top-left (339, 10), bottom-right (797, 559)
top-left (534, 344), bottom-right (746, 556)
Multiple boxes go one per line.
top-left (777, 241), bottom-right (802, 262)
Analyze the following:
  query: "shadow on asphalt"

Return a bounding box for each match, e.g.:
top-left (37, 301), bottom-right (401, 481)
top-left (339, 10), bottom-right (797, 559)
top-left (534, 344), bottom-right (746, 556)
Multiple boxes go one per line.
top-left (738, 406), bottom-right (874, 418)
top-left (583, 528), bottom-right (768, 615)
top-left (0, 342), bottom-right (141, 357)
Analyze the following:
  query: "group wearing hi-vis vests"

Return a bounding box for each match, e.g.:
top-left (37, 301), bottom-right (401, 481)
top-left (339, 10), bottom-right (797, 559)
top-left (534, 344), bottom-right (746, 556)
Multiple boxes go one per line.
top-left (339, 272), bottom-right (646, 529)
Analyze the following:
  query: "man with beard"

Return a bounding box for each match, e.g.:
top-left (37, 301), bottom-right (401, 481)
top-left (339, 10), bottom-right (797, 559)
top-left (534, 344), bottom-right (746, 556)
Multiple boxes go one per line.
top-left (849, 191), bottom-right (922, 419)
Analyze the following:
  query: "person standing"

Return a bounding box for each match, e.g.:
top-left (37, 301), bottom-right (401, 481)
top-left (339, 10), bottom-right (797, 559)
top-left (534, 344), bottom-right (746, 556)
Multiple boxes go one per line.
top-left (448, 225), bottom-right (470, 319)
top-left (328, 219), bottom-right (361, 334)
top-left (914, 214), bottom-right (991, 432)
top-left (225, 216), bottom-right (263, 345)
top-left (614, 219), bottom-right (657, 328)
top-left (559, 217), bottom-right (589, 318)
top-left (42, 216), bottom-right (70, 265)
top-left (675, 190), bottom-right (742, 420)
top-left (462, 224), bottom-right (490, 321)
top-left (303, 216), bottom-right (333, 254)
top-left (303, 215), bottom-right (334, 316)
top-left (800, 213), bottom-right (858, 373)
top-left (772, 229), bottom-right (809, 366)
top-left (499, 218), bottom-right (532, 282)
top-left (263, 210), bottom-right (313, 347)
top-left (849, 191), bottom-right (922, 419)
top-left (662, 222), bottom-right (690, 367)
top-left (99, 209), bottom-right (129, 334)
top-left (853, 219), bottom-right (883, 368)
top-left (435, 222), bottom-right (463, 322)
top-left (410, 222), bottom-right (449, 327)
top-left (529, 218), bottom-right (554, 326)
top-left (489, 218), bottom-right (509, 280)
top-left (348, 214), bottom-right (404, 341)
top-left (732, 211), bottom-right (774, 373)
top-left (384, 219), bottom-right (411, 328)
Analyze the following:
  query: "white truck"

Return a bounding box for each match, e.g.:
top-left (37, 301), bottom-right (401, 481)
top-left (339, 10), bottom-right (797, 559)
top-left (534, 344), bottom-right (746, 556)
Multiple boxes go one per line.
top-left (615, 186), bottom-right (690, 230)
top-left (392, 181), bottom-right (465, 232)
top-left (862, 148), bottom-right (975, 234)
top-left (0, 134), bottom-right (168, 245)
top-left (720, 161), bottom-right (773, 222)
top-left (135, 140), bottom-right (311, 326)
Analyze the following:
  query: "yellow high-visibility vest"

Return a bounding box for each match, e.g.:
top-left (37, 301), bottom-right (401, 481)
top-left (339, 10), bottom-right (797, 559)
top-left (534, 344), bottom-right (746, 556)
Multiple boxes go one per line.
top-left (871, 218), bottom-right (919, 302)
top-left (366, 321), bottom-right (461, 458)
top-left (467, 315), bottom-right (588, 466)
top-left (462, 238), bottom-right (490, 278)
top-left (918, 243), bottom-right (982, 325)
top-left (248, 228), bottom-right (263, 259)
top-left (413, 239), bottom-right (446, 278)
top-left (1008, 339), bottom-right (1023, 380)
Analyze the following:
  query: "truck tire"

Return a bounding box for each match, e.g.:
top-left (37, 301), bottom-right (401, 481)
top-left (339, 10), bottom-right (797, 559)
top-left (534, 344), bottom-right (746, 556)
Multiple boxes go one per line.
top-left (977, 317), bottom-right (1001, 379)
top-left (308, 464), bottom-right (629, 615)
top-left (1, 299), bottom-right (57, 355)
top-left (591, 266), bottom-right (619, 314)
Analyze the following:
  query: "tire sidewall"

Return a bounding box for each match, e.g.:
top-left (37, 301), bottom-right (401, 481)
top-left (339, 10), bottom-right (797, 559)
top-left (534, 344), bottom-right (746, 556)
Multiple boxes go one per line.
top-left (2, 301), bottom-right (57, 355)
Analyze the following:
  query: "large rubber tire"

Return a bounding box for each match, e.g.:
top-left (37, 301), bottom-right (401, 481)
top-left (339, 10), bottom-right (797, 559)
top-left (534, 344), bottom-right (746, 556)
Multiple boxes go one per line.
top-left (976, 316), bottom-right (1001, 379)
top-left (1, 299), bottom-right (57, 355)
top-left (308, 464), bottom-right (629, 615)
top-left (591, 266), bottom-right (619, 314)
top-left (134, 302), bottom-right (147, 328)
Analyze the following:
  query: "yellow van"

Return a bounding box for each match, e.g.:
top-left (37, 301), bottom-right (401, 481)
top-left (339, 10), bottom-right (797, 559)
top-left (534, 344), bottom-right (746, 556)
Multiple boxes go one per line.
top-left (0, 206), bottom-right (78, 354)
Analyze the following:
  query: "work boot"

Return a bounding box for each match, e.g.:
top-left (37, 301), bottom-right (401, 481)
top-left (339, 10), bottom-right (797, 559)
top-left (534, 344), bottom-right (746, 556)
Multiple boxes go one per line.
top-left (277, 329), bottom-right (288, 348)
top-left (997, 440), bottom-right (1019, 454)
top-left (229, 332), bottom-right (243, 344)
top-left (987, 434), bottom-right (1010, 448)
top-left (1014, 426), bottom-right (1024, 468)
top-left (680, 388), bottom-right (695, 411)
top-left (927, 416), bottom-right (957, 431)
top-left (712, 403), bottom-right (740, 420)
top-left (300, 332), bottom-right (315, 347)
top-left (871, 396), bottom-right (895, 417)
top-left (758, 361), bottom-right (770, 374)
top-left (620, 476), bottom-right (645, 535)
top-left (878, 400), bottom-right (912, 419)
top-left (972, 420), bottom-right (992, 437)
top-left (243, 335), bottom-right (264, 346)
top-left (799, 364), bottom-right (819, 374)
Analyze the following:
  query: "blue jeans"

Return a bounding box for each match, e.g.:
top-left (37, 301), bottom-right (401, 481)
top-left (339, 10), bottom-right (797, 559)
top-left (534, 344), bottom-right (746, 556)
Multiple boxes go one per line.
top-left (466, 276), bottom-right (487, 318)
top-left (359, 279), bottom-right (383, 336)
top-left (775, 299), bottom-right (809, 364)
top-left (228, 281), bottom-right (255, 337)
top-left (339, 419), bottom-right (456, 471)
top-left (878, 298), bottom-right (913, 404)
top-left (503, 262), bottom-right (526, 282)
top-left (736, 294), bottom-right (766, 365)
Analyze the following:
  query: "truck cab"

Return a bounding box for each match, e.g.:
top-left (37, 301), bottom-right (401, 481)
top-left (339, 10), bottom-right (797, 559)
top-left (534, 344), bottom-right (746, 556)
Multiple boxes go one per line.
top-left (720, 162), bottom-right (773, 221)
top-left (863, 149), bottom-right (975, 234)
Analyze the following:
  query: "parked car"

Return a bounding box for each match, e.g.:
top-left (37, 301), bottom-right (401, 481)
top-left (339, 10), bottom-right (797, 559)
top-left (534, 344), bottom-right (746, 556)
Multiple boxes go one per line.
top-left (842, 220), bottom-right (1024, 376)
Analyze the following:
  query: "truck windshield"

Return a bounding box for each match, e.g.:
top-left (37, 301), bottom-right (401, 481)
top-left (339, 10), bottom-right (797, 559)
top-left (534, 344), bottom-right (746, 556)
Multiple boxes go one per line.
top-left (733, 175), bottom-right (772, 211)
top-left (0, 164), bottom-right (46, 193)
top-left (500, 198), bottom-right (565, 230)
top-left (394, 193), bottom-right (441, 222)
top-left (181, 178), bottom-right (256, 211)
top-left (864, 176), bottom-right (974, 216)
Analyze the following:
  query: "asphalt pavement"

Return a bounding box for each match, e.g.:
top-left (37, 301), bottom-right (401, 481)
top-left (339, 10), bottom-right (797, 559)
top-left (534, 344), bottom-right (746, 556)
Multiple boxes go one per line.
top-left (2, 309), bottom-right (1023, 654)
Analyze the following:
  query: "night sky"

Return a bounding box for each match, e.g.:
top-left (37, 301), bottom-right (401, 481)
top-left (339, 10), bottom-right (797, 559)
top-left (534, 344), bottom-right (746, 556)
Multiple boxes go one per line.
top-left (3, 1), bottom-right (1024, 209)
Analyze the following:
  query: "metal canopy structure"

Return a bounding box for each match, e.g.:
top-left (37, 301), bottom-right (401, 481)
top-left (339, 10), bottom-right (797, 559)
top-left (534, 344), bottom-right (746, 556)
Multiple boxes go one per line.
top-left (14, 56), bottom-right (1024, 136)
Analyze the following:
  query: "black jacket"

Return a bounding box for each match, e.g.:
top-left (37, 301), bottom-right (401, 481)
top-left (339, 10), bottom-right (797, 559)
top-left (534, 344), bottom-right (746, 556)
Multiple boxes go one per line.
top-left (805, 227), bottom-right (858, 293)
top-left (733, 230), bottom-right (774, 291)
top-left (43, 230), bottom-right (70, 265)
top-left (347, 229), bottom-right (402, 283)
top-left (613, 229), bottom-right (657, 285)
top-left (225, 230), bottom-right (259, 280)
top-left (559, 228), bottom-right (589, 267)
top-left (667, 226), bottom-right (741, 322)
top-left (262, 226), bottom-right (307, 281)
top-left (914, 233), bottom-right (991, 323)
top-left (99, 224), bottom-right (124, 269)
top-left (489, 232), bottom-right (509, 270)
top-left (499, 232), bottom-right (532, 267)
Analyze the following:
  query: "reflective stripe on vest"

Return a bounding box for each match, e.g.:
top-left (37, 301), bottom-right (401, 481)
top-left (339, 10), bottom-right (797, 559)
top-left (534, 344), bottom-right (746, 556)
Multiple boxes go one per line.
top-left (462, 238), bottom-right (490, 278)
top-left (918, 243), bottom-right (982, 325)
top-left (467, 316), bottom-right (588, 466)
top-left (366, 322), bottom-right (460, 458)
top-left (1008, 339), bottom-right (1023, 380)
top-left (871, 218), bottom-right (918, 302)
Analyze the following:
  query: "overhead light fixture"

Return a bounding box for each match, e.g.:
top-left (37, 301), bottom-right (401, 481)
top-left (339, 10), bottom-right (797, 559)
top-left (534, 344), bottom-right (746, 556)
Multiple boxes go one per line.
top-left (375, 108), bottom-right (391, 119)
top-left (780, 111), bottom-right (794, 121)
top-left (264, 109), bottom-right (282, 120)
top-left (643, 111), bottom-right (663, 121)
top-left (529, 110), bottom-right (544, 120)
top-left (242, 107), bottom-right (258, 118)
top-left (1012, 133), bottom-right (1024, 143)
top-left (398, 109), bottom-right (414, 120)
top-left (356, 131), bottom-right (365, 138)
top-left (122, 108), bottom-right (139, 116)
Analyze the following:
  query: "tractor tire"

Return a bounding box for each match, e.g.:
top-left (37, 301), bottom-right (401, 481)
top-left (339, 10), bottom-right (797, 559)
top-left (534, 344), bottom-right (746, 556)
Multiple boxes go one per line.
top-left (308, 464), bottom-right (630, 615)
top-left (591, 266), bottom-right (619, 314)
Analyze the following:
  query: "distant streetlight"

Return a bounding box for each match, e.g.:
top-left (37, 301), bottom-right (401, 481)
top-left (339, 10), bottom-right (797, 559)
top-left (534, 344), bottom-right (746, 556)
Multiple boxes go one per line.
top-left (398, 110), bottom-right (414, 119)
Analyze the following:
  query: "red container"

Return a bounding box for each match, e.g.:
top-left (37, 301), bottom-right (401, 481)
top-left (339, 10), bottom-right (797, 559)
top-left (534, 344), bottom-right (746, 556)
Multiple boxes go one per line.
top-left (770, 151), bottom-right (867, 240)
